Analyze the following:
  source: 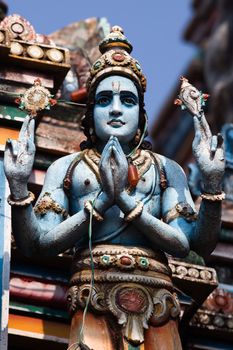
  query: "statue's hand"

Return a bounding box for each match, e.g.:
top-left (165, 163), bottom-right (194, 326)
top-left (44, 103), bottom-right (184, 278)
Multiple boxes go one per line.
top-left (99, 137), bottom-right (115, 205)
top-left (111, 137), bottom-right (128, 198)
top-left (4, 116), bottom-right (36, 198)
top-left (192, 113), bottom-right (225, 193)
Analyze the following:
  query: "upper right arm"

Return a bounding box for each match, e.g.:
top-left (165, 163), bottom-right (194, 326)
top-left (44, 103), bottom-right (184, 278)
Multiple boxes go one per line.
top-left (160, 156), bottom-right (197, 242)
top-left (34, 154), bottom-right (77, 232)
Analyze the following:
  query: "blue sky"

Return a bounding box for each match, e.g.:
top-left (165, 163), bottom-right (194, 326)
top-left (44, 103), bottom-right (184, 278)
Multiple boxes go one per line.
top-left (6, 0), bottom-right (195, 130)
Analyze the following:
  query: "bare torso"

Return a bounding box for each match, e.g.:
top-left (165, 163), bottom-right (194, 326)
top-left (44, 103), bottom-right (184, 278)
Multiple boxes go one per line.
top-left (69, 153), bottom-right (161, 248)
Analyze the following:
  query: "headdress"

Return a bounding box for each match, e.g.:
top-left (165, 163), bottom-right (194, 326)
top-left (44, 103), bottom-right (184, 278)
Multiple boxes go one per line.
top-left (81, 26), bottom-right (151, 151)
top-left (87, 26), bottom-right (147, 96)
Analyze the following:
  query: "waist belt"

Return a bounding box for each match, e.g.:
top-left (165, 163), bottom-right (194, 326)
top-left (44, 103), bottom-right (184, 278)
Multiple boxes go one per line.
top-left (71, 244), bottom-right (172, 287)
top-left (68, 245), bottom-right (180, 344)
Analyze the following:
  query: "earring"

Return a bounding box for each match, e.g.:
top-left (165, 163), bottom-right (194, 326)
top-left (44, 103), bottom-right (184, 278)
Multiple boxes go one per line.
top-left (135, 128), bottom-right (141, 145)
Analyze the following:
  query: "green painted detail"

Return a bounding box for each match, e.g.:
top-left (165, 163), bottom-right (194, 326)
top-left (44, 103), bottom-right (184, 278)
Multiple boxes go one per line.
top-left (10, 301), bottom-right (69, 320)
top-left (100, 254), bottom-right (111, 265)
top-left (94, 60), bottom-right (102, 70)
top-left (138, 257), bottom-right (149, 268)
top-left (0, 104), bottom-right (27, 121)
top-left (128, 344), bottom-right (140, 350)
top-left (135, 61), bottom-right (141, 71)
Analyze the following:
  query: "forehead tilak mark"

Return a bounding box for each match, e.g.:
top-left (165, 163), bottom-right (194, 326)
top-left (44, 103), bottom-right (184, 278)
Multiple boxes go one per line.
top-left (112, 81), bottom-right (121, 93)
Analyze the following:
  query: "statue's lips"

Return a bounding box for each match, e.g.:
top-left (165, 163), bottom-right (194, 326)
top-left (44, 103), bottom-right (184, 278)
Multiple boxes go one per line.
top-left (107, 119), bottom-right (125, 127)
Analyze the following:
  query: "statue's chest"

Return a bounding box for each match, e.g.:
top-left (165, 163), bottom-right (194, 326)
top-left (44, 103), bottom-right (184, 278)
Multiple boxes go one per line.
top-left (73, 161), bottom-right (100, 193)
top-left (69, 161), bottom-right (161, 214)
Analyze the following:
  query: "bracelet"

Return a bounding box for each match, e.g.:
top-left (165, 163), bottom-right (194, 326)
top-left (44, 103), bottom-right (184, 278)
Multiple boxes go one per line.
top-left (84, 200), bottom-right (104, 222)
top-left (7, 191), bottom-right (35, 207)
top-left (124, 201), bottom-right (144, 222)
top-left (163, 202), bottom-right (197, 224)
top-left (201, 191), bottom-right (225, 202)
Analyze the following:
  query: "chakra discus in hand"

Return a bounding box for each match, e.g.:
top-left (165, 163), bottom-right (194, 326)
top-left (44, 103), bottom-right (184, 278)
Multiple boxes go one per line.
top-left (15, 78), bottom-right (57, 118)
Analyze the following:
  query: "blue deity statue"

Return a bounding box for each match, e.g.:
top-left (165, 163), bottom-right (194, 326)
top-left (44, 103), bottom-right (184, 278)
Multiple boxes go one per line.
top-left (4, 27), bottom-right (225, 350)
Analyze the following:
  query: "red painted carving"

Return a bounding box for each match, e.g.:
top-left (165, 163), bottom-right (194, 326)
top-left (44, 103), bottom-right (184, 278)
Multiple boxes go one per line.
top-left (116, 288), bottom-right (147, 314)
top-left (120, 256), bottom-right (133, 266)
top-left (204, 288), bottom-right (233, 315)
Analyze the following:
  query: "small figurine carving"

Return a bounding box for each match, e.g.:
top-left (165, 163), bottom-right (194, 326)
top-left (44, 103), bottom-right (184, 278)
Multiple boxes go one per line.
top-left (4, 26), bottom-right (225, 350)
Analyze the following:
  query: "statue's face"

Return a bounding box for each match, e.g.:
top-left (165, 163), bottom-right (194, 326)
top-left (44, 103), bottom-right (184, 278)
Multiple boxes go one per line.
top-left (93, 75), bottom-right (139, 144)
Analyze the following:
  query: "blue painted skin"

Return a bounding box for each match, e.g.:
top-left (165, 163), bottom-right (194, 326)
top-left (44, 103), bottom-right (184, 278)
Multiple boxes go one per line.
top-left (4, 76), bottom-right (225, 258)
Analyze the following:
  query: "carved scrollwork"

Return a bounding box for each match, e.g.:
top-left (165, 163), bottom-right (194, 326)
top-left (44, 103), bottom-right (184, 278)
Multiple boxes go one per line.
top-left (67, 285), bottom-right (79, 315)
top-left (90, 286), bottom-right (108, 313)
top-left (67, 280), bottom-right (181, 344)
top-left (67, 284), bottom-right (108, 315)
top-left (150, 288), bottom-right (180, 326)
top-left (68, 245), bottom-right (181, 343)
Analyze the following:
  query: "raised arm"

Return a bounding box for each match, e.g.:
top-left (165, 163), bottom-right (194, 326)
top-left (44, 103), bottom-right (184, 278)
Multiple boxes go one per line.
top-left (4, 133), bottom-right (89, 256)
top-left (162, 155), bottom-right (222, 257)
top-left (174, 77), bottom-right (225, 255)
top-left (188, 113), bottom-right (224, 256)
top-left (107, 136), bottom-right (223, 258)
top-left (3, 117), bottom-right (112, 256)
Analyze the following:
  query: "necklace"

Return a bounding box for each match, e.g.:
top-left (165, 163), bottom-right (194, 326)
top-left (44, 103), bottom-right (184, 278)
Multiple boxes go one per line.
top-left (82, 148), bottom-right (152, 191)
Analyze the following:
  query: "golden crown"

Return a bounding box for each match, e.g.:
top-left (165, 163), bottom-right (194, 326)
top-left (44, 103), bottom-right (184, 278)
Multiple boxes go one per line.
top-left (87, 26), bottom-right (147, 93)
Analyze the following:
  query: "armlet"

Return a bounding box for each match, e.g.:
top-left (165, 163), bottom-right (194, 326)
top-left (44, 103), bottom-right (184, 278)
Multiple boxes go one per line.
top-left (34, 192), bottom-right (68, 218)
top-left (163, 202), bottom-right (197, 224)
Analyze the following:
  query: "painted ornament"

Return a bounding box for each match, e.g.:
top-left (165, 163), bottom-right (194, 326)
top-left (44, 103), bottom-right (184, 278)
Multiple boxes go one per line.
top-left (0, 14), bottom-right (36, 41)
top-left (175, 76), bottom-right (209, 116)
top-left (15, 79), bottom-right (57, 117)
top-left (128, 157), bottom-right (139, 187)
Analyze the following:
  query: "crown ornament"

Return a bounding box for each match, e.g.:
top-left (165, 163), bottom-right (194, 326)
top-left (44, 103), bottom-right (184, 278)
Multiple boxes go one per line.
top-left (87, 26), bottom-right (147, 93)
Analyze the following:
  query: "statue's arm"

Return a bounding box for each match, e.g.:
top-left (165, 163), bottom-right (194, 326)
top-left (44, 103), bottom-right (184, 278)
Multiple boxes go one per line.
top-left (162, 158), bottom-right (221, 257)
top-left (190, 197), bottom-right (221, 256)
top-left (189, 115), bottom-right (224, 256)
top-left (116, 163), bottom-right (192, 258)
top-left (10, 156), bottom-right (91, 257)
top-left (107, 138), bottom-right (189, 257)
top-left (4, 117), bottom-right (111, 257)
top-left (116, 195), bottom-right (191, 258)
top-left (117, 156), bottom-right (221, 258)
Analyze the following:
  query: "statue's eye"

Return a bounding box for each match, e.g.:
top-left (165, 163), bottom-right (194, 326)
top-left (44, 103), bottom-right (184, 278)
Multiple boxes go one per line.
top-left (121, 96), bottom-right (136, 106)
top-left (96, 96), bottom-right (111, 106)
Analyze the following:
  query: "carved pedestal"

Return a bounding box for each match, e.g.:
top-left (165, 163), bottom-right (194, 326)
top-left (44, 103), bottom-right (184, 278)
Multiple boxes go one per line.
top-left (67, 245), bottom-right (182, 350)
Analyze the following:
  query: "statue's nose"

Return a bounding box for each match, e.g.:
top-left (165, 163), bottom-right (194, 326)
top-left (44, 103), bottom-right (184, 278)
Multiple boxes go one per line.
top-left (110, 95), bottom-right (123, 116)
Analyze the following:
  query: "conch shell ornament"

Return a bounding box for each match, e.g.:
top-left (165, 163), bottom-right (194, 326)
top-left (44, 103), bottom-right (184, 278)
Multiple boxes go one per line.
top-left (174, 76), bottom-right (209, 116)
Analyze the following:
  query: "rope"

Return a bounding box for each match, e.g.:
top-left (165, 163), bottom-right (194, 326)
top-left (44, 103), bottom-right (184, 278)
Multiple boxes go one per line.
top-left (127, 112), bottom-right (148, 158)
top-left (76, 191), bottom-right (101, 349)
